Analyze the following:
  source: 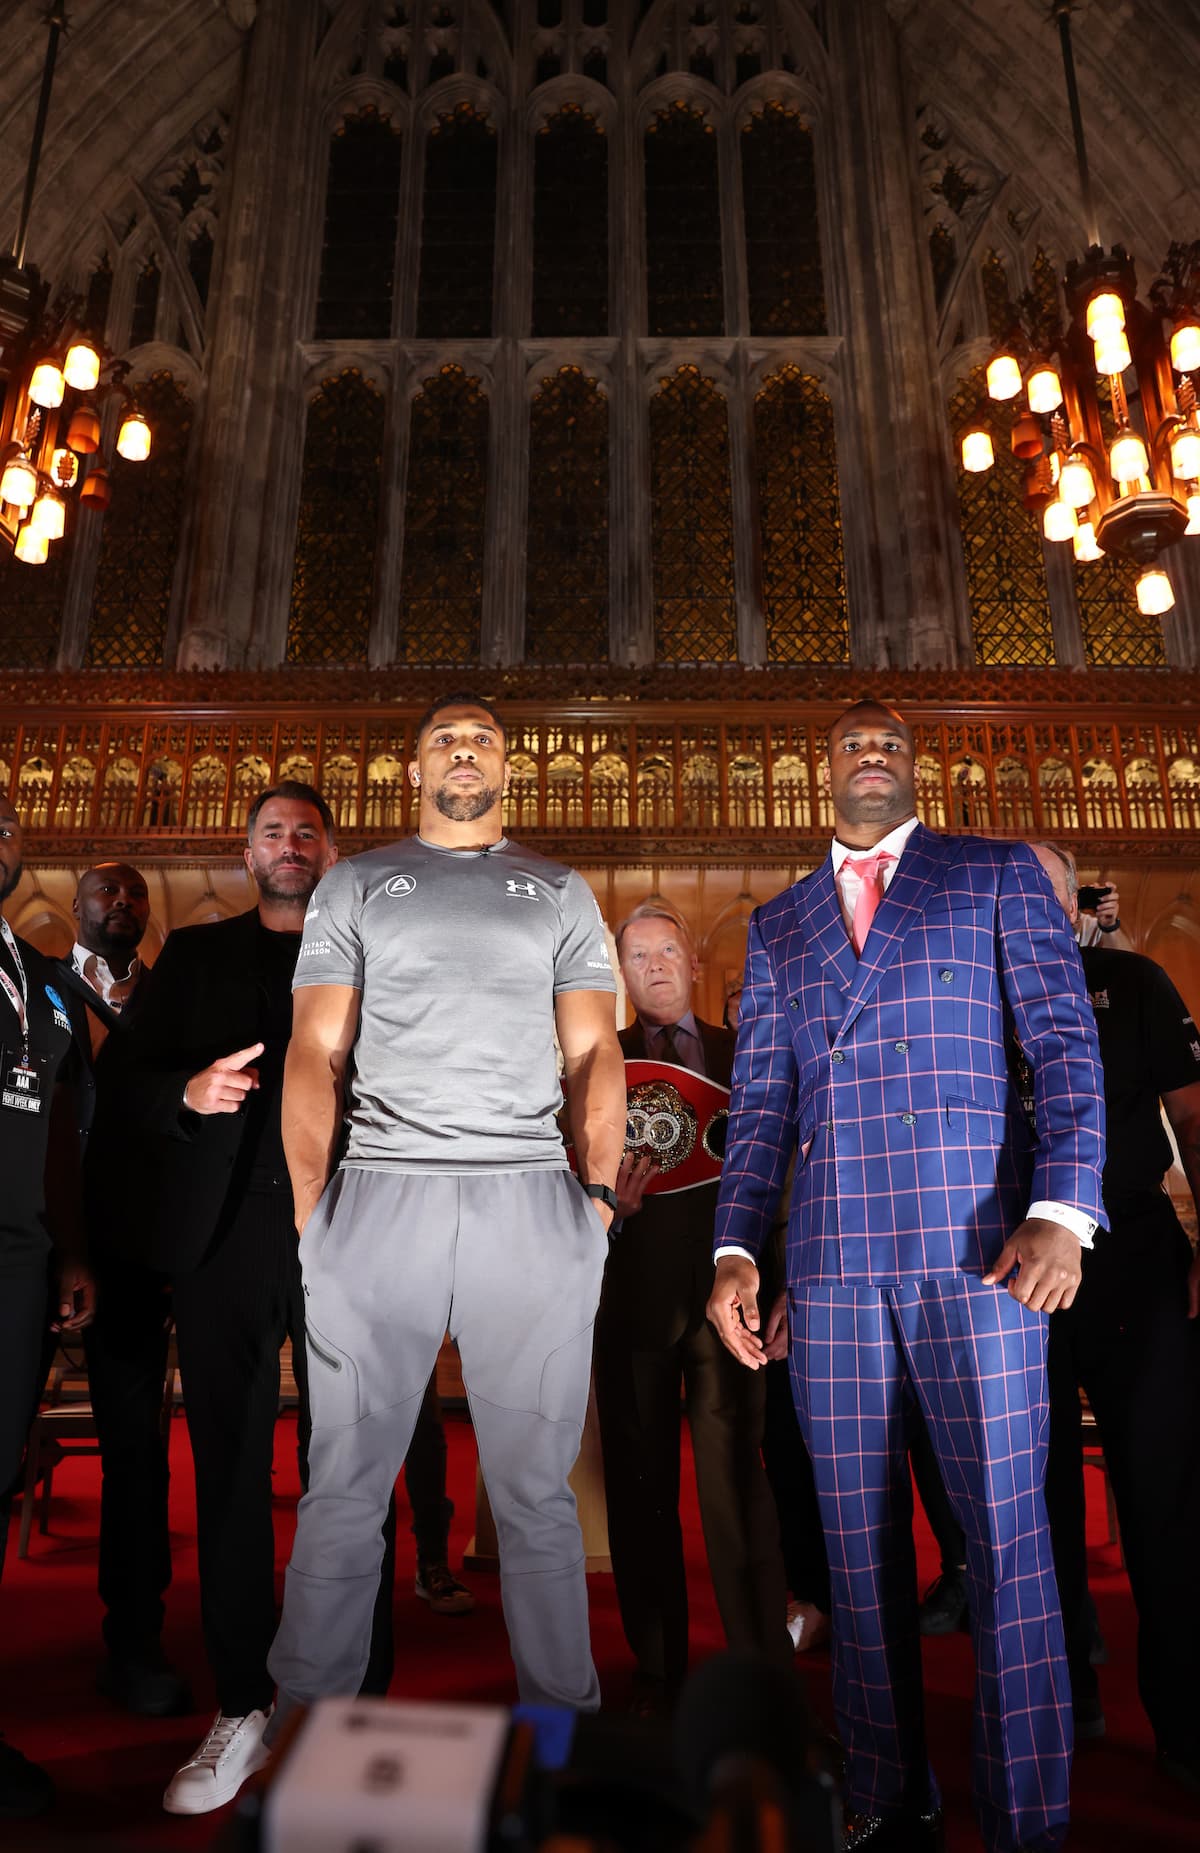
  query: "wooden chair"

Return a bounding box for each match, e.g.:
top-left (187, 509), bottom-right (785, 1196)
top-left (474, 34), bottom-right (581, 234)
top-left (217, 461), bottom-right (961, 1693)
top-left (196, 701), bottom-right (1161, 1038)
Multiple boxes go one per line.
top-left (17, 1334), bottom-right (180, 1559)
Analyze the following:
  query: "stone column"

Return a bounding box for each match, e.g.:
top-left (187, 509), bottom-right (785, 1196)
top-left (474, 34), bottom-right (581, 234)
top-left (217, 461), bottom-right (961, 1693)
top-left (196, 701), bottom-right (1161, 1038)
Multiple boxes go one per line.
top-left (822, 0), bottom-right (972, 669)
top-left (174, 0), bottom-right (320, 669)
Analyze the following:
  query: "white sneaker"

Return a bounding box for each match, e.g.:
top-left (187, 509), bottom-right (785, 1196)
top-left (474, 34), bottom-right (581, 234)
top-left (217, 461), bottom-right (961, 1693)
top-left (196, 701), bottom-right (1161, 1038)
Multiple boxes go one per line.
top-left (162, 1708), bottom-right (272, 1814)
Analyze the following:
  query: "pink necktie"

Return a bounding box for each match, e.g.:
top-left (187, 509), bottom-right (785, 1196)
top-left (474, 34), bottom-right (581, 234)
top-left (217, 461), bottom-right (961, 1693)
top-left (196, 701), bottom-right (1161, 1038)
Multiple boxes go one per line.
top-left (843, 853), bottom-right (895, 955)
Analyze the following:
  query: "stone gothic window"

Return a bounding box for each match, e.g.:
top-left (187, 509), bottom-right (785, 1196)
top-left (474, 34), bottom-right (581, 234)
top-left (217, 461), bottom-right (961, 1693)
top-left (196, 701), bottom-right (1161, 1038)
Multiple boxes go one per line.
top-left (949, 366), bottom-right (1053, 666)
top-left (741, 103), bottom-right (825, 336)
top-left (129, 255), bottom-right (162, 347)
top-left (84, 254), bottom-right (114, 340)
top-left (398, 365), bottom-right (489, 663)
top-left (287, 370), bottom-right (385, 666)
top-left (1075, 552), bottom-right (1165, 667)
top-left (526, 367), bottom-right (609, 663)
top-left (755, 368), bottom-right (847, 663)
top-left (315, 108), bottom-right (404, 340)
top-left (645, 102), bottom-right (723, 336)
top-left (89, 372), bottom-right (194, 668)
top-left (417, 103), bottom-right (498, 339)
top-left (650, 366), bottom-right (736, 662)
top-left (532, 107), bottom-right (608, 337)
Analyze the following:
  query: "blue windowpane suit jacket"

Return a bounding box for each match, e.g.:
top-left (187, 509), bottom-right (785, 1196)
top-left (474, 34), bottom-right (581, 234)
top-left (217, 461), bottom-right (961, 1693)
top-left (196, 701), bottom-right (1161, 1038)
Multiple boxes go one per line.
top-left (714, 826), bottom-right (1106, 1281)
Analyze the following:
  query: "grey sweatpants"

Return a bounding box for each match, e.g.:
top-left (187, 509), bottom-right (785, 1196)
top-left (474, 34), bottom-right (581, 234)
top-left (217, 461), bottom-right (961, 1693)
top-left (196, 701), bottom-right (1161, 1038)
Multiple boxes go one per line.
top-left (267, 1167), bottom-right (607, 1723)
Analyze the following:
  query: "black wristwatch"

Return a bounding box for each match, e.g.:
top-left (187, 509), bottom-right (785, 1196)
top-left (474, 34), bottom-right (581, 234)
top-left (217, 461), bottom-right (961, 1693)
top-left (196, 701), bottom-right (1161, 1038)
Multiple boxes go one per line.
top-left (583, 1181), bottom-right (619, 1213)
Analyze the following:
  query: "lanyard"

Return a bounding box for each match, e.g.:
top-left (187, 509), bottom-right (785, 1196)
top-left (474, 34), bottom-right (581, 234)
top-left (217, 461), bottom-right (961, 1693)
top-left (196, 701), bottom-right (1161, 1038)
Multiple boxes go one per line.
top-left (0, 916), bottom-right (29, 1050)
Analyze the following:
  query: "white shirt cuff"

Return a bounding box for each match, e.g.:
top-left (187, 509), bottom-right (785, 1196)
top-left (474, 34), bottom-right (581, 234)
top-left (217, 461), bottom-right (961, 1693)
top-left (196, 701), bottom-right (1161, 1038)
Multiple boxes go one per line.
top-left (1027, 1200), bottom-right (1097, 1247)
top-left (713, 1245), bottom-right (757, 1265)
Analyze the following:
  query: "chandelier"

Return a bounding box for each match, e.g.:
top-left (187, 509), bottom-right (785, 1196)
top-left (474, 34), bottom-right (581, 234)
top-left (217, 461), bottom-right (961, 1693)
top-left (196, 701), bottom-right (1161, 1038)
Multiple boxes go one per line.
top-left (0, 4), bottom-right (151, 566)
top-left (957, 1), bottom-right (1199, 621)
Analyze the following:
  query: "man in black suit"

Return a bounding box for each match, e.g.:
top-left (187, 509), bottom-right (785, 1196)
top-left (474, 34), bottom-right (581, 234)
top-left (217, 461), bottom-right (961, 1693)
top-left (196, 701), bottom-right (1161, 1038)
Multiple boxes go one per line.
top-left (593, 902), bottom-right (790, 1711)
top-left (91, 782), bottom-right (344, 1814)
top-left (58, 862), bottom-right (197, 1720)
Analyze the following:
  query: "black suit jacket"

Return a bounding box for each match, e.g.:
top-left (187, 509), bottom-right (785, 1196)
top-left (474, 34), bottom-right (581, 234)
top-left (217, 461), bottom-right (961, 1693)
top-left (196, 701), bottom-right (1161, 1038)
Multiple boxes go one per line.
top-left (87, 909), bottom-right (288, 1275)
top-left (52, 956), bottom-right (124, 1143)
top-left (599, 1018), bottom-right (736, 1350)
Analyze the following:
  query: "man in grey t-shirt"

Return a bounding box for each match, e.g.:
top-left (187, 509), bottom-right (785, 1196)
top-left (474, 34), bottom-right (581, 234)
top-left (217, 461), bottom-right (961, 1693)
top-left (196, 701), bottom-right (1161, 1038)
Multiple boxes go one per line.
top-left (266, 695), bottom-right (625, 1736)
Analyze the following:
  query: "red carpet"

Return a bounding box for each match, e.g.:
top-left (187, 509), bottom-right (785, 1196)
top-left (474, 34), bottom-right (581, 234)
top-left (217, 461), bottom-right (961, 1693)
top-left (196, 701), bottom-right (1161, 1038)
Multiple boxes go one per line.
top-left (3, 1406), bottom-right (1195, 1851)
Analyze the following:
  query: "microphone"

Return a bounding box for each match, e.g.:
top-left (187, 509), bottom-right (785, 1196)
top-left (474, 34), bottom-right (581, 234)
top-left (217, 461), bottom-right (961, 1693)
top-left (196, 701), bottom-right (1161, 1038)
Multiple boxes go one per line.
top-left (672, 1655), bottom-right (840, 1853)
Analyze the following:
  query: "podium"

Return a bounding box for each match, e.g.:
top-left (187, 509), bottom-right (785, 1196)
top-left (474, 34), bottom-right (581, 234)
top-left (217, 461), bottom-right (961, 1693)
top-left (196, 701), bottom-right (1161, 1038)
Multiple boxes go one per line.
top-left (464, 1381), bottom-right (611, 1573)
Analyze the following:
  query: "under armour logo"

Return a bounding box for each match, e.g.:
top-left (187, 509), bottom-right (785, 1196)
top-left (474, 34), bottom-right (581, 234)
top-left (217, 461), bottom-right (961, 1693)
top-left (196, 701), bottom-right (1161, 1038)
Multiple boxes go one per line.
top-left (506, 879), bottom-right (538, 899)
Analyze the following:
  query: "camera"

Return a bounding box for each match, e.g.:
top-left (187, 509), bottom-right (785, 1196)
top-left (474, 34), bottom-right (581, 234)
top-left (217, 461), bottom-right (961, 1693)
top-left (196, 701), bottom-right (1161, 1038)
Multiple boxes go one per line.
top-left (220, 1657), bottom-right (840, 1853)
top-left (1077, 883), bottom-right (1113, 913)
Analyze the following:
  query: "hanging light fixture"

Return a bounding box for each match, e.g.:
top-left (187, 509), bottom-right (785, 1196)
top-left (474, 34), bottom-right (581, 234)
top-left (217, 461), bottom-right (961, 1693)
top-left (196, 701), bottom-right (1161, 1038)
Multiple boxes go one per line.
top-left (954, 1), bottom-right (1198, 622)
top-left (961, 422), bottom-right (994, 472)
top-left (0, 3), bottom-right (150, 557)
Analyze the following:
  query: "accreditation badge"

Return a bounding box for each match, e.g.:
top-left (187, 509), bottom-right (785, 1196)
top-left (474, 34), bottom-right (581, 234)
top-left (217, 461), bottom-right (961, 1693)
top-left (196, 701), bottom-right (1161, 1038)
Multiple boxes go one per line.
top-left (1, 1045), bottom-right (47, 1115)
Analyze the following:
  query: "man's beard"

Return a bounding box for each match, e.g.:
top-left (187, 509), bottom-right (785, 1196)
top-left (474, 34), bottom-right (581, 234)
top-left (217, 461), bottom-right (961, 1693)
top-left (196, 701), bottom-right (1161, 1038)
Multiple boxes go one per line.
top-left (432, 780), bottom-right (502, 823)
top-left (251, 857), bottom-right (321, 906)
top-left (90, 916), bottom-right (143, 963)
top-left (0, 858), bottom-right (23, 905)
top-left (839, 777), bottom-right (914, 828)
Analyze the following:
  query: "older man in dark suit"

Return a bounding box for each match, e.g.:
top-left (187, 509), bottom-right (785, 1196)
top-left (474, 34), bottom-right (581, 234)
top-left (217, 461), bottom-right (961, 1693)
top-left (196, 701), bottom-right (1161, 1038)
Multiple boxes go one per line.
top-left (593, 902), bottom-right (789, 1713)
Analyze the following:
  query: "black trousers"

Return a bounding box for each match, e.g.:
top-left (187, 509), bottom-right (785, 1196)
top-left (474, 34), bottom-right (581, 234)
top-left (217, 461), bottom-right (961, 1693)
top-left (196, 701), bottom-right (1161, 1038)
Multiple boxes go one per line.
top-left (0, 1259), bottom-right (53, 1589)
top-left (761, 1355), bottom-right (831, 1612)
top-left (1044, 1194), bottom-right (1200, 1759)
top-left (594, 1309), bottom-right (791, 1691)
top-left (83, 1248), bottom-right (173, 1651)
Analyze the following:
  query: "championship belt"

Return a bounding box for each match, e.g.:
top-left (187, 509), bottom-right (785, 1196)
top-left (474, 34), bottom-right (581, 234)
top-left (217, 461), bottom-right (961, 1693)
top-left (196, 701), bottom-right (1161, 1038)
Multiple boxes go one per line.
top-left (622, 1059), bottom-right (729, 1195)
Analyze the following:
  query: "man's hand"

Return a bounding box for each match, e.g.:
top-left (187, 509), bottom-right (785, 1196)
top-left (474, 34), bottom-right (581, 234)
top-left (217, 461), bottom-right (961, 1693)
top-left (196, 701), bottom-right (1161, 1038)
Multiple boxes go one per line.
top-left (183, 1042), bottom-right (264, 1115)
top-left (1096, 885), bottom-right (1120, 931)
top-left (983, 1217), bottom-right (1082, 1313)
top-left (1188, 1248), bottom-right (1200, 1321)
top-left (52, 1258), bottom-right (95, 1333)
top-left (760, 1289), bottom-right (789, 1362)
top-left (587, 1197), bottom-right (616, 1236)
top-left (616, 1149), bottom-right (659, 1219)
top-left (706, 1254), bottom-right (766, 1368)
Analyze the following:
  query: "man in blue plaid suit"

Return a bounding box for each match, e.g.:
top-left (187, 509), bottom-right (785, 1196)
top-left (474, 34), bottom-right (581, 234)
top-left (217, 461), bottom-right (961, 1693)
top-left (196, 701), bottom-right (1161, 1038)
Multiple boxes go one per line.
top-left (708, 700), bottom-right (1106, 1853)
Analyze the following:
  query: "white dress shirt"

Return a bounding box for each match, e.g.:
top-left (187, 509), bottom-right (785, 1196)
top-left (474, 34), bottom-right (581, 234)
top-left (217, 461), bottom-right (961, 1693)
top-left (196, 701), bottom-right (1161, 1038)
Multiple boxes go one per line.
top-left (715, 817), bottom-right (1095, 1262)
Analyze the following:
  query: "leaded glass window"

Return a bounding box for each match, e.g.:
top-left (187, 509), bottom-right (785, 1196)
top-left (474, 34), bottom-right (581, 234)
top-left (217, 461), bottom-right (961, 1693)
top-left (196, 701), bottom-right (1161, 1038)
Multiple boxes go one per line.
top-left (287, 369), bottom-right (384, 666)
top-left (650, 366), bottom-right (736, 662)
top-left (417, 104), bottom-right (498, 339)
top-left (88, 372), bottom-right (193, 667)
top-left (0, 541), bottom-right (67, 668)
top-left (85, 254), bottom-right (113, 340)
top-left (130, 255), bottom-right (161, 347)
top-left (755, 368), bottom-right (847, 663)
top-left (741, 104), bottom-right (825, 336)
top-left (949, 367), bottom-right (1054, 665)
top-left (532, 107), bottom-right (608, 337)
top-left (398, 365), bottom-right (488, 662)
top-left (526, 368), bottom-right (608, 663)
top-left (1075, 551), bottom-right (1165, 667)
top-left (315, 109), bottom-right (403, 340)
top-left (645, 102), bottom-right (723, 336)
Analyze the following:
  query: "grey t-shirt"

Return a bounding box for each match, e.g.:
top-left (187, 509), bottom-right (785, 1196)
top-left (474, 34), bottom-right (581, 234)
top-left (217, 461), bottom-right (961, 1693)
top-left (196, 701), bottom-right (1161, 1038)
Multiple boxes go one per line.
top-left (294, 835), bottom-right (616, 1172)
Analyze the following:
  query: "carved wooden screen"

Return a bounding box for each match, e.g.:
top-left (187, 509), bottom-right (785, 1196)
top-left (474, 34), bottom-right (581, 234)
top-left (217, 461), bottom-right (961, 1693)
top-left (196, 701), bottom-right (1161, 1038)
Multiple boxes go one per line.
top-left (526, 368), bottom-right (609, 663)
top-left (949, 367), bottom-right (1054, 665)
top-left (0, 542), bottom-right (68, 668)
top-left (88, 372), bottom-right (193, 668)
top-left (398, 365), bottom-right (488, 662)
top-left (741, 104), bottom-right (825, 336)
top-left (417, 103), bottom-right (498, 338)
top-left (287, 369), bottom-right (384, 665)
top-left (315, 108), bottom-right (404, 340)
top-left (532, 107), bottom-right (608, 337)
top-left (755, 368), bottom-right (847, 663)
top-left (1075, 552), bottom-right (1166, 667)
top-left (644, 102), bottom-right (723, 336)
top-left (650, 366), bottom-right (736, 662)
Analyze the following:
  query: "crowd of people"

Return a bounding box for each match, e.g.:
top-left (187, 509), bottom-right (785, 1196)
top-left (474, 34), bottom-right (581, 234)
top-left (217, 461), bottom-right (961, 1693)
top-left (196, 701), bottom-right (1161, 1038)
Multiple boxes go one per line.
top-left (1, 692), bottom-right (1198, 1852)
